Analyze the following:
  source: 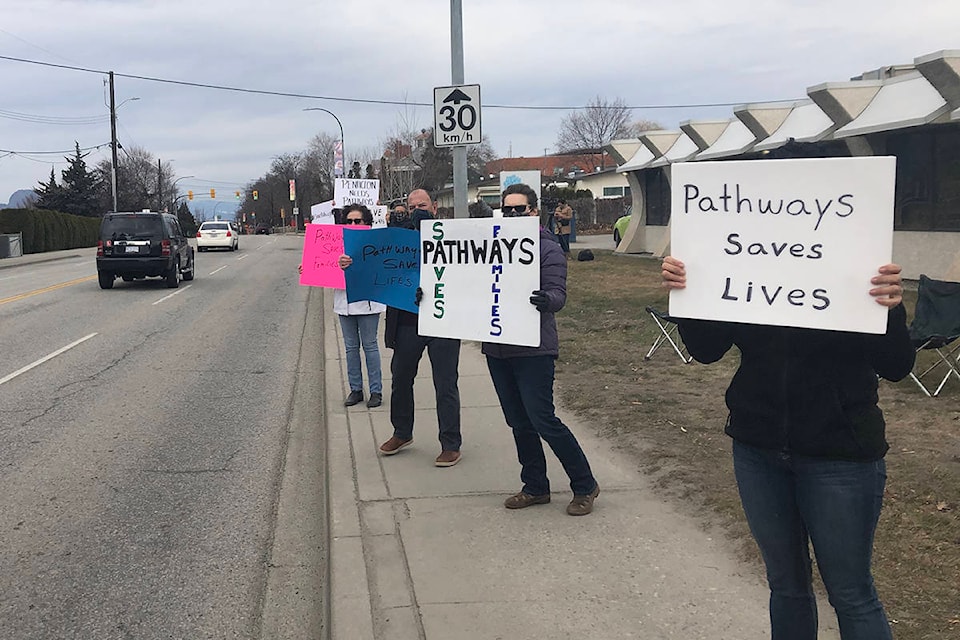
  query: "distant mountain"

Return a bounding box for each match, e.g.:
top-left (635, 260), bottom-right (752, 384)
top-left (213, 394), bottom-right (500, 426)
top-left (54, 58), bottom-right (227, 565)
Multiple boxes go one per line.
top-left (2, 189), bottom-right (36, 209)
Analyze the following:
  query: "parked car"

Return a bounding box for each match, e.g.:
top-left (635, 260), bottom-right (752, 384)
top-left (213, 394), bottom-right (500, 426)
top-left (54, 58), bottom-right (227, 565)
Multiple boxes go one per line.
top-left (255, 223), bottom-right (271, 235)
top-left (613, 213), bottom-right (631, 247)
top-left (96, 211), bottom-right (195, 289)
top-left (196, 221), bottom-right (239, 251)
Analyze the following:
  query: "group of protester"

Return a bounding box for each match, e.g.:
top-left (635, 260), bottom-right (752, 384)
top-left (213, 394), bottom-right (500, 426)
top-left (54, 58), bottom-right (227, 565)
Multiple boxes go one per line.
top-left (313, 182), bottom-right (914, 639)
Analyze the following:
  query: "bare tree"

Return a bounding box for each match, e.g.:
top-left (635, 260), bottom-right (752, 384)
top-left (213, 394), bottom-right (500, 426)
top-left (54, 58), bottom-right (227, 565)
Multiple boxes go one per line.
top-left (623, 119), bottom-right (664, 137)
top-left (555, 96), bottom-right (637, 169)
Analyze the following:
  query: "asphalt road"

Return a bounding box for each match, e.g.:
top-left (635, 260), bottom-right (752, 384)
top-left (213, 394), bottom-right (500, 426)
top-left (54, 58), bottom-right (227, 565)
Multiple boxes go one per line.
top-left (0, 234), bottom-right (326, 639)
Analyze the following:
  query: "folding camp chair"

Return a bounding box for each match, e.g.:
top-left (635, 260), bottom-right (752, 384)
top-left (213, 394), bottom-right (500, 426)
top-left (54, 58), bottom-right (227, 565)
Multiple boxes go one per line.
top-left (907, 275), bottom-right (960, 397)
top-left (644, 306), bottom-right (692, 364)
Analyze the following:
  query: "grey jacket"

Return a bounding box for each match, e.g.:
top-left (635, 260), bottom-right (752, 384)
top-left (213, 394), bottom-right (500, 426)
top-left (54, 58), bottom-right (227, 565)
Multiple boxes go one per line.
top-left (482, 228), bottom-right (566, 359)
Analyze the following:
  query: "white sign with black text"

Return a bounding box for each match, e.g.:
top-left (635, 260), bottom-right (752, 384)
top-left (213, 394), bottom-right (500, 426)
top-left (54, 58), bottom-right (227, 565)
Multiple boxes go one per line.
top-left (334, 178), bottom-right (380, 208)
top-left (669, 157), bottom-right (896, 334)
top-left (418, 218), bottom-right (541, 346)
top-left (433, 84), bottom-right (482, 147)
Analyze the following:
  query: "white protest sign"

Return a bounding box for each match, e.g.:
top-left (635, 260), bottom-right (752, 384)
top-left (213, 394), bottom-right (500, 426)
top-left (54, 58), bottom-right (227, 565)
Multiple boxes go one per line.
top-left (371, 205), bottom-right (388, 228)
top-left (669, 157), bottom-right (895, 334)
top-left (310, 200), bottom-right (335, 224)
top-left (334, 178), bottom-right (380, 208)
top-left (418, 218), bottom-right (541, 346)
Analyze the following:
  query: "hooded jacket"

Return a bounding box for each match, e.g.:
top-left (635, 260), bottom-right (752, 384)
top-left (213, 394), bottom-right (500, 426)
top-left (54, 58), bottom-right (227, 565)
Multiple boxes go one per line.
top-left (482, 228), bottom-right (565, 359)
top-left (676, 305), bottom-right (915, 461)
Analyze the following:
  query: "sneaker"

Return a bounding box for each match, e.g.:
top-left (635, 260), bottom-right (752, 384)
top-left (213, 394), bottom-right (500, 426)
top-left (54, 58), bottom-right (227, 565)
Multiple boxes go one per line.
top-left (434, 450), bottom-right (461, 467)
top-left (379, 436), bottom-right (413, 456)
top-left (504, 492), bottom-right (551, 509)
top-left (566, 484), bottom-right (600, 516)
top-left (344, 390), bottom-right (364, 407)
top-left (366, 392), bottom-right (382, 408)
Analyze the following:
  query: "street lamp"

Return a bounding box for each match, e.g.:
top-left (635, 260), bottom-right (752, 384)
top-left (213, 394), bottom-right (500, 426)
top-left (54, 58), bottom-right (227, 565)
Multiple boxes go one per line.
top-left (169, 175), bottom-right (195, 213)
top-left (303, 107), bottom-right (344, 177)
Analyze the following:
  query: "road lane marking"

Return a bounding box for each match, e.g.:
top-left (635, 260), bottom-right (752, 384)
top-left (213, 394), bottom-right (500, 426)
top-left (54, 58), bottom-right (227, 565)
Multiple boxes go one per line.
top-left (236, 254), bottom-right (249, 261)
top-left (209, 266), bottom-right (228, 275)
top-left (0, 333), bottom-right (98, 386)
top-left (152, 284), bottom-right (192, 306)
top-left (0, 275), bottom-right (97, 306)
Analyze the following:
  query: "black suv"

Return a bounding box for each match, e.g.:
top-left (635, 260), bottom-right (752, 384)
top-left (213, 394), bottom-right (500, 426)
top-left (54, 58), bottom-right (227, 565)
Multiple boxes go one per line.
top-left (96, 211), bottom-right (195, 289)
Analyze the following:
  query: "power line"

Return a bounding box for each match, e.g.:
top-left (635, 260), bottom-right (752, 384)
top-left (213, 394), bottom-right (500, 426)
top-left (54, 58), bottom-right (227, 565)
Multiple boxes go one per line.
top-left (0, 54), bottom-right (794, 111)
top-left (0, 108), bottom-right (108, 125)
top-left (0, 142), bottom-right (111, 155)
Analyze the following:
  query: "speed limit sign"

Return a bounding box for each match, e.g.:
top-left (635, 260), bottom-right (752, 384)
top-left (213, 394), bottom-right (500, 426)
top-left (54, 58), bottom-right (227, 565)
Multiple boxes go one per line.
top-left (433, 84), bottom-right (481, 147)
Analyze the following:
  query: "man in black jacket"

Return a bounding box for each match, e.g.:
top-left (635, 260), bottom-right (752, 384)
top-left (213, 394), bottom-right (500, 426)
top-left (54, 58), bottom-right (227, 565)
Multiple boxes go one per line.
top-left (483, 183), bottom-right (599, 515)
top-left (380, 189), bottom-right (463, 467)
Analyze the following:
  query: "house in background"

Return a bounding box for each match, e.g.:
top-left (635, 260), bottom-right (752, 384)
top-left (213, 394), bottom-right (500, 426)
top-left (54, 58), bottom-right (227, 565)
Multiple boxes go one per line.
top-left (607, 49), bottom-right (960, 281)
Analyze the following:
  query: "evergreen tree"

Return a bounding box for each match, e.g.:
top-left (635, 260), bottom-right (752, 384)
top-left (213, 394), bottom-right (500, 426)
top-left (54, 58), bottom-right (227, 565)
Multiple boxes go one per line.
top-left (59, 142), bottom-right (102, 216)
top-left (177, 201), bottom-right (197, 236)
top-left (35, 167), bottom-right (67, 212)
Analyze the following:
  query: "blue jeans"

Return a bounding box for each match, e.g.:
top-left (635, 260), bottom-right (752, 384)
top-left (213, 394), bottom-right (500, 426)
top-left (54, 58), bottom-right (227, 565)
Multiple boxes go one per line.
top-left (733, 440), bottom-right (891, 640)
top-left (486, 355), bottom-right (596, 496)
top-left (338, 313), bottom-right (382, 394)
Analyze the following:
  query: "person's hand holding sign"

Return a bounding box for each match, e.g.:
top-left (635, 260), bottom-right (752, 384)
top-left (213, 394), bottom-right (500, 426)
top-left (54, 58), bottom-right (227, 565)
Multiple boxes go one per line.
top-left (338, 254), bottom-right (352, 270)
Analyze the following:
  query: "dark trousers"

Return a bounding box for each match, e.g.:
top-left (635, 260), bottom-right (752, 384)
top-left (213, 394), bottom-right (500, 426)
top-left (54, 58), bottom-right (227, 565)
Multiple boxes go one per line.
top-left (557, 233), bottom-right (571, 254)
top-left (389, 323), bottom-right (461, 451)
top-left (486, 355), bottom-right (596, 496)
top-left (733, 440), bottom-right (892, 640)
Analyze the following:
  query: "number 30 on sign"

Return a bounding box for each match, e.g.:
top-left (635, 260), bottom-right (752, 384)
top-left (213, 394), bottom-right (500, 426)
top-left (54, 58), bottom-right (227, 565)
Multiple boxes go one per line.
top-left (433, 84), bottom-right (482, 147)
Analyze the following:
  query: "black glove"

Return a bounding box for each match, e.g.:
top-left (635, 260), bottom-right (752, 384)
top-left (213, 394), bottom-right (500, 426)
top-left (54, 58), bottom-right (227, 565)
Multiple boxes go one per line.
top-left (529, 290), bottom-right (549, 311)
top-left (415, 287), bottom-right (423, 306)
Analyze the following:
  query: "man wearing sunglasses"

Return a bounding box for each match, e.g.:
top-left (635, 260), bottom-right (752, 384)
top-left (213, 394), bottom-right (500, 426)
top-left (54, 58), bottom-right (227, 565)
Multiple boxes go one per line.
top-left (379, 189), bottom-right (463, 467)
top-left (483, 183), bottom-right (599, 515)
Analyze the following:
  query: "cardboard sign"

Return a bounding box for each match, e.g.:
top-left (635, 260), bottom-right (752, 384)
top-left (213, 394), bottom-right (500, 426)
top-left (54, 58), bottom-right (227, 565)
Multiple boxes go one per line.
top-left (300, 224), bottom-right (346, 289)
top-left (343, 227), bottom-right (421, 312)
top-left (371, 205), bottom-right (388, 228)
top-left (310, 200), bottom-right (334, 224)
top-left (334, 178), bottom-right (379, 208)
top-left (669, 157), bottom-right (896, 334)
top-left (418, 218), bottom-right (541, 346)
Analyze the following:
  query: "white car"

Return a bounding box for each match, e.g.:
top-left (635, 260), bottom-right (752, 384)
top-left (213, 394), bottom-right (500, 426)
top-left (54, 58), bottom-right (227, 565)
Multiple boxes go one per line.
top-left (196, 221), bottom-right (239, 251)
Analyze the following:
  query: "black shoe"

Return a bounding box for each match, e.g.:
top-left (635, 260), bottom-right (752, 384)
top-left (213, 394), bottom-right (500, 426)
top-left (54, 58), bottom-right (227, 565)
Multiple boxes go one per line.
top-left (366, 392), bottom-right (382, 408)
top-left (344, 390), bottom-right (364, 406)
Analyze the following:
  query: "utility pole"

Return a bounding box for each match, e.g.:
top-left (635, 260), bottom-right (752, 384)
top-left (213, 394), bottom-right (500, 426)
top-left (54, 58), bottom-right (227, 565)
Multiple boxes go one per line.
top-left (451, 0), bottom-right (467, 219)
top-left (157, 159), bottom-right (163, 212)
top-left (109, 71), bottom-right (119, 212)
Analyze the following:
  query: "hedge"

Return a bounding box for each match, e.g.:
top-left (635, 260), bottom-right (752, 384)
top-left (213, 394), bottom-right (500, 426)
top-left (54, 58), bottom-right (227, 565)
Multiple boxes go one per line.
top-left (0, 208), bottom-right (100, 254)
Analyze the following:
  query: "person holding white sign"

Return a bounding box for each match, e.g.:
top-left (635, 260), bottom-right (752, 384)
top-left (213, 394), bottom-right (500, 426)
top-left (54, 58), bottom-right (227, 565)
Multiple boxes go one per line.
top-left (661, 255), bottom-right (913, 639)
top-left (484, 183), bottom-right (599, 516)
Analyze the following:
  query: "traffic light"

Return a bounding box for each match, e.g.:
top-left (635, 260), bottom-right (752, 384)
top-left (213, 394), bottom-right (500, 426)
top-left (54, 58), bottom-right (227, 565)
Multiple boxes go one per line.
top-left (252, 190), bottom-right (258, 201)
top-left (210, 189), bottom-right (216, 199)
top-left (187, 190), bottom-right (193, 200)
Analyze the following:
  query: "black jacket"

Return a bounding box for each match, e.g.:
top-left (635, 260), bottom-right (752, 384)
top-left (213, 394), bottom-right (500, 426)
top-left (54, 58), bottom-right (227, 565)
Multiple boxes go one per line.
top-left (677, 304), bottom-right (915, 461)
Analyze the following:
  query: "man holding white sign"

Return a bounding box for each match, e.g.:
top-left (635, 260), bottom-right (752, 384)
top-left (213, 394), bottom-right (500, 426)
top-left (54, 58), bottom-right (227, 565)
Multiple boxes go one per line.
top-left (480, 183), bottom-right (599, 516)
top-left (661, 157), bottom-right (914, 639)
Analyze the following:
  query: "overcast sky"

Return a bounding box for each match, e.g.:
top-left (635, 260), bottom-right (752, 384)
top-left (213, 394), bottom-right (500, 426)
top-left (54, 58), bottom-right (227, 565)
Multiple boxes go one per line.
top-left (1, 0), bottom-right (957, 207)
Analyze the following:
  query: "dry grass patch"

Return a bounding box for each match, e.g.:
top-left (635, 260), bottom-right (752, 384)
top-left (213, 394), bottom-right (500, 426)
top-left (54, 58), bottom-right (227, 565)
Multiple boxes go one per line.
top-left (555, 250), bottom-right (960, 640)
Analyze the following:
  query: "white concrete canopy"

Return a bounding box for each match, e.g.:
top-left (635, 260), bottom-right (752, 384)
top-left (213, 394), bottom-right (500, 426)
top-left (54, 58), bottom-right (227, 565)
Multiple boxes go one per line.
top-left (734, 101), bottom-right (799, 139)
top-left (753, 100), bottom-right (836, 151)
top-left (604, 140), bottom-right (644, 166)
top-left (693, 119), bottom-right (757, 160)
top-left (616, 144), bottom-right (656, 173)
top-left (915, 50), bottom-right (960, 106)
top-left (835, 72), bottom-right (951, 138)
top-left (639, 130), bottom-right (682, 157)
top-left (650, 133), bottom-right (701, 167)
top-left (953, 107), bottom-right (960, 121)
top-left (679, 120), bottom-right (730, 151)
top-left (808, 79), bottom-right (882, 127)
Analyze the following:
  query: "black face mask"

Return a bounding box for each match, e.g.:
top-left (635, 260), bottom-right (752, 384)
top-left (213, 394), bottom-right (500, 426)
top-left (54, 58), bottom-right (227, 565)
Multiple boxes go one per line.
top-left (390, 211), bottom-right (410, 226)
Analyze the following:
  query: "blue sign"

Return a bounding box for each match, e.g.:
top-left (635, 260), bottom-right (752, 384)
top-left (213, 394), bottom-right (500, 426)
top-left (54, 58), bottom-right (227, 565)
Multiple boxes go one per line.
top-left (343, 227), bottom-right (421, 313)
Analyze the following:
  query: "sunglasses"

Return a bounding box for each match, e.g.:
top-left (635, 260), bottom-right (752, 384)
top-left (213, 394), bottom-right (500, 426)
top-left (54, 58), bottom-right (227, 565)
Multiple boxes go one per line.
top-left (501, 204), bottom-right (530, 215)
top-left (345, 218), bottom-right (364, 224)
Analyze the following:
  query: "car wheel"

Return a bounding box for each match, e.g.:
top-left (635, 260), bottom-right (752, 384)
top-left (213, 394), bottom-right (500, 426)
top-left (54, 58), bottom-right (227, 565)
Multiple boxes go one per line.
top-left (98, 271), bottom-right (114, 290)
top-left (182, 252), bottom-right (195, 281)
top-left (165, 261), bottom-right (180, 288)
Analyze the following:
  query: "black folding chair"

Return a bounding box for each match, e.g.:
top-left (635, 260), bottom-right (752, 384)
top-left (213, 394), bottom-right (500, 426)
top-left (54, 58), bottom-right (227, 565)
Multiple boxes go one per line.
top-left (907, 275), bottom-right (960, 397)
top-left (644, 306), bottom-right (692, 364)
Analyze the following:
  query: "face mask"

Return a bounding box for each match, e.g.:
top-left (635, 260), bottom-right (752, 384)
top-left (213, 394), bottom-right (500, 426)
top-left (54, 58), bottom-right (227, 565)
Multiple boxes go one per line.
top-left (390, 211), bottom-right (410, 226)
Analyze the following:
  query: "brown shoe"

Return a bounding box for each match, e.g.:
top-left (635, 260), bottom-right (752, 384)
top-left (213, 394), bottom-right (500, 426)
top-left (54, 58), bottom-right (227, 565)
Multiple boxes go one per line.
top-left (504, 492), bottom-right (551, 509)
top-left (566, 484), bottom-right (599, 516)
top-left (379, 436), bottom-right (413, 456)
top-left (434, 450), bottom-right (461, 467)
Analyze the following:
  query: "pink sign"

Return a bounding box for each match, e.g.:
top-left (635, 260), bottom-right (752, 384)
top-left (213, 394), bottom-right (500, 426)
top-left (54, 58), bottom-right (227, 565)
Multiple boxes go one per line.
top-left (300, 224), bottom-right (346, 288)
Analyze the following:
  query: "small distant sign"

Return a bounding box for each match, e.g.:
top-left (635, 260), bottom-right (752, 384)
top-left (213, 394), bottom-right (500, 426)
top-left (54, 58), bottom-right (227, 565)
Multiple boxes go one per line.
top-left (433, 84), bottom-right (481, 147)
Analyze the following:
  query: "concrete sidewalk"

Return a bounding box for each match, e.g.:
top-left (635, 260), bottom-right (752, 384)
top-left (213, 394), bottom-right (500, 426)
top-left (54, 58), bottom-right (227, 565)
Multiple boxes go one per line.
top-left (322, 291), bottom-right (843, 639)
